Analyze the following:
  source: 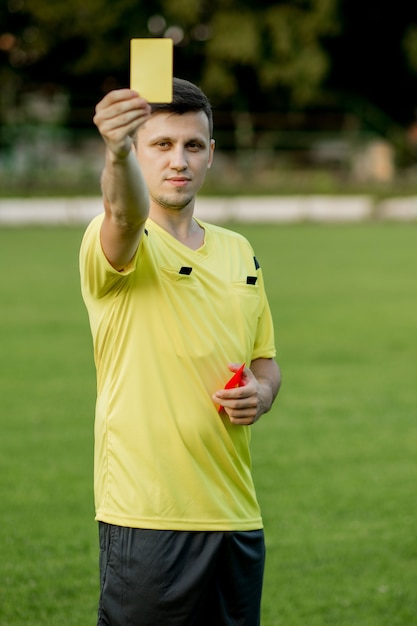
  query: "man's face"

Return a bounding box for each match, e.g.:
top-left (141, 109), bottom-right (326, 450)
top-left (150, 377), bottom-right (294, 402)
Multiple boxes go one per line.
top-left (135, 111), bottom-right (215, 212)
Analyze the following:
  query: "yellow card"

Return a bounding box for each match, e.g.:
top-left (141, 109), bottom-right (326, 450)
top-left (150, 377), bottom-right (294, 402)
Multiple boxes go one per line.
top-left (130, 38), bottom-right (173, 103)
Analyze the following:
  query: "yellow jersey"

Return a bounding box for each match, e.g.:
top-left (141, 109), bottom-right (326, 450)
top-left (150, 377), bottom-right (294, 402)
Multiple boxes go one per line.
top-left (80, 214), bottom-right (276, 531)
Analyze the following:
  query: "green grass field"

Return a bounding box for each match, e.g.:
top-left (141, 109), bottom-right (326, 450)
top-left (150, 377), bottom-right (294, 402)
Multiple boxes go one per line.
top-left (0, 221), bottom-right (416, 625)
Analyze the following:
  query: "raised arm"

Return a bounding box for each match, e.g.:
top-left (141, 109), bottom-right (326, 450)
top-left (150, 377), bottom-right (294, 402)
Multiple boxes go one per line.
top-left (93, 89), bottom-right (151, 270)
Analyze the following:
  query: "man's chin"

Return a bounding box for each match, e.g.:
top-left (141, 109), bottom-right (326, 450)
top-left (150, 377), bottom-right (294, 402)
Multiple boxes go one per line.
top-left (154, 193), bottom-right (194, 211)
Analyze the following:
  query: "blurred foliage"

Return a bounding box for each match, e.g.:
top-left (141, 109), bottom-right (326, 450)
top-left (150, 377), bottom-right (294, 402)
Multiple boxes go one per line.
top-left (1, 0), bottom-right (417, 141)
top-left (0, 0), bottom-right (340, 115)
top-left (202, 1), bottom-right (339, 109)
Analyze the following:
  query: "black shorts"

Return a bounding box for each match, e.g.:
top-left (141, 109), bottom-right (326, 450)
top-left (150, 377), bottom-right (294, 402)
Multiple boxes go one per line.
top-left (97, 522), bottom-right (265, 626)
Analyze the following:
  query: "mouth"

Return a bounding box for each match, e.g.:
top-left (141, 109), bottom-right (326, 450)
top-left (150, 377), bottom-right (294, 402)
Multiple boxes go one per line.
top-left (166, 177), bottom-right (191, 188)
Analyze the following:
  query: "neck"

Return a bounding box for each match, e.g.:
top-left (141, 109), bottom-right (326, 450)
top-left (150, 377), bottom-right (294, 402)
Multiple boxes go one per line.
top-left (149, 204), bottom-right (204, 250)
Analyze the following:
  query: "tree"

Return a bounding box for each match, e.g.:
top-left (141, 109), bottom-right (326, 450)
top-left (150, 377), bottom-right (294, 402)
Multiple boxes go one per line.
top-left (199, 0), bottom-right (339, 111)
top-left (2, 0), bottom-right (417, 131)
top-left (0, 0), bottom-right (339, 123)
top-left (0, 0), bottom-right (151, 128)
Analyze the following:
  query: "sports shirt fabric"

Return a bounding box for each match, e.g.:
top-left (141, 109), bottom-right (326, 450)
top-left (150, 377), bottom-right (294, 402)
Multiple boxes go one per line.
top-left (80, 213), bottom-right (276, 531)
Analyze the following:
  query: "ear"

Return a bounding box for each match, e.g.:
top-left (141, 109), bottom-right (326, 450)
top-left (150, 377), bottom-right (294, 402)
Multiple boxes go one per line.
top-left (208, 139), bottom-right (215, 169)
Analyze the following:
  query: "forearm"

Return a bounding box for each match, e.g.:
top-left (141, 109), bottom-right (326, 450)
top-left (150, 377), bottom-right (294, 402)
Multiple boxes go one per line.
top-left (102, 147), bottom-right (149, 228)
top-left (249, 357), bottom-right (282, 414)
top-left (93, 89), bottom-right (151, 229)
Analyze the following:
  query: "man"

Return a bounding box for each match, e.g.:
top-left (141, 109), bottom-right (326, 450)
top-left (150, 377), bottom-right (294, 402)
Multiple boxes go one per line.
top-left (80, 77), bottom-right (281, 626)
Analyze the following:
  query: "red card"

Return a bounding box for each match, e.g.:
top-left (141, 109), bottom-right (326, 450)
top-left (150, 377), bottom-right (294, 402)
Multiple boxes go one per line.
top-left (218, 364), bottom-right (245, 412)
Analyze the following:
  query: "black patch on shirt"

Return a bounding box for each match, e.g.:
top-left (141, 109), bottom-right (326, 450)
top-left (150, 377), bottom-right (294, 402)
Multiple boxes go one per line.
top-left (144, 228), bottom-right (149, 236)
top-left (179, 266), bottom-right (193, 275)
top-left (247, 276), bottom-right (258, 285)
top-left (254, 256), bottom-right (260, 270)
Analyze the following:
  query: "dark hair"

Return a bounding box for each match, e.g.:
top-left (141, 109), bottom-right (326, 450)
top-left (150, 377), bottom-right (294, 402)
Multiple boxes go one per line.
top-left (151, 77), bottom-right (213, 138)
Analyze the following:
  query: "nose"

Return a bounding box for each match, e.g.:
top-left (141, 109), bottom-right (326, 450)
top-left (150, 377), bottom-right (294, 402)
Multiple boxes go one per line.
top-left (170, 145), bottom-right (188, 171)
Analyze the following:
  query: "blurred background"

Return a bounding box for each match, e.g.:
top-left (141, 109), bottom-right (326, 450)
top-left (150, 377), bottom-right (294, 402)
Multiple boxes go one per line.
top-left (1, 6), bottom-right (417, 624)
top-left (2, 0), bottom-right (417, 197)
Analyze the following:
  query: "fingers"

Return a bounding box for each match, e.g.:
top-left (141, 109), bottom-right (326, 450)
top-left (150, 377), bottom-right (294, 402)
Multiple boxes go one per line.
top-left (93, 89), bottom-right (151, 156)
top-left (95, 89), bottom-right (149, 120)
top-left (213, 379), bottom-right (261, 425)
top-left (222, 399), bottom-right (260, 426)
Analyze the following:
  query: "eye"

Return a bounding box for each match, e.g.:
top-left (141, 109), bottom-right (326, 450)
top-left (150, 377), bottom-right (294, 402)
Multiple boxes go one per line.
top-left (187, 141), bottom-right (203, 151)
top-left (156, 141), bottom-right (171, 149)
